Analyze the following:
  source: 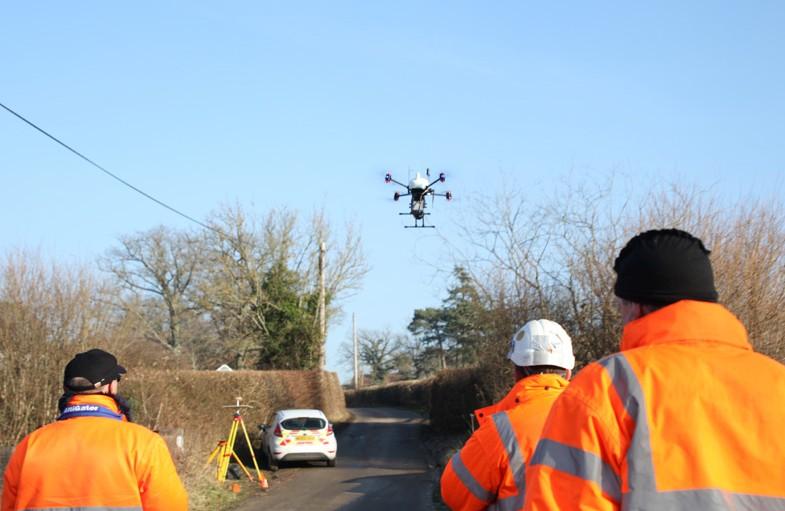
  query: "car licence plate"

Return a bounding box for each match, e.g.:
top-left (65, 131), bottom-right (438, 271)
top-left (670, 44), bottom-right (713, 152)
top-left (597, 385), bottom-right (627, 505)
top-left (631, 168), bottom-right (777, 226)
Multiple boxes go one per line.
top-left (296, 435), bottom-right (315, 442)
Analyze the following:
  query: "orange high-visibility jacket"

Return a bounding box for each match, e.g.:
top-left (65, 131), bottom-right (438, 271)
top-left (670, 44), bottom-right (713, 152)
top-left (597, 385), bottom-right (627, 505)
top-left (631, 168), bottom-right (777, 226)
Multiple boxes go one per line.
top-left (442, 373), bottom-right (569, 511)
top-left (524, 300), bottom-right (785, 510)
top-left (2, 394), bottom-right (188, 511)
top-left (473, 377), bottom-right (530, 427)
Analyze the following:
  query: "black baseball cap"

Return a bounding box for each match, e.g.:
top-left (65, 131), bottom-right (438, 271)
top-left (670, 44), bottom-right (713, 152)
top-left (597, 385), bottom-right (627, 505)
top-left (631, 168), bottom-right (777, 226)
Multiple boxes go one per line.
top-left (63, 349), bottom-right (127, 391)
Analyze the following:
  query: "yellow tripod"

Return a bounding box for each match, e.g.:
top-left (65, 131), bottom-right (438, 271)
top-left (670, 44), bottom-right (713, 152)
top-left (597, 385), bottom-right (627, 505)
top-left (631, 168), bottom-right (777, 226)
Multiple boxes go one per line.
top-left (205, 397), bottom-right (269, 490)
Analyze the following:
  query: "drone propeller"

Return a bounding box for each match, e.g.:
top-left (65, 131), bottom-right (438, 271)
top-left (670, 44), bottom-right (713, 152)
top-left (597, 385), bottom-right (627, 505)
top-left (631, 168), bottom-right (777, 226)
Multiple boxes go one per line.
top-left (384, 171), bottom-right (409, 189)
top-left (426, 170), bottom-right (446, 190)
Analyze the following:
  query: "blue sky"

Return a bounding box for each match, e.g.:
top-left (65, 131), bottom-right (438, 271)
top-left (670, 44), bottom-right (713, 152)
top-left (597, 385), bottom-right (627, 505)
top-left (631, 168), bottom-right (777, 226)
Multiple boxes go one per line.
top-left (2, 2), bottom-right (784, 381)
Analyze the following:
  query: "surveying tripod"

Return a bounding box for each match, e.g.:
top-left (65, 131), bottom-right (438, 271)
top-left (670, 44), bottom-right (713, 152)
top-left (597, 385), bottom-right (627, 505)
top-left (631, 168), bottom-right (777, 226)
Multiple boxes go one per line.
top-left (205, 397), bottom-right (269, 490)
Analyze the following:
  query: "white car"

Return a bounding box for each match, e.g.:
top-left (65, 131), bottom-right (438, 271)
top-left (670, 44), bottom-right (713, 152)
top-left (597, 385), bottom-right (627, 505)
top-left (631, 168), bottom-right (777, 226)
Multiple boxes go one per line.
top-left (260, 409), bottom-right (337, 469)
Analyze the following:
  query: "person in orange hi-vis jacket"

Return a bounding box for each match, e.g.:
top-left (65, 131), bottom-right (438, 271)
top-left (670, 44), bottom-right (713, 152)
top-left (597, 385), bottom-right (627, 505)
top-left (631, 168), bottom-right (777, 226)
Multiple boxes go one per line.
top-left (441, 319), bottom-right (575, 511)
top-left (2, 348), bottom-right (188, 511)
top-left (524, 228), bottom-right (785, 511)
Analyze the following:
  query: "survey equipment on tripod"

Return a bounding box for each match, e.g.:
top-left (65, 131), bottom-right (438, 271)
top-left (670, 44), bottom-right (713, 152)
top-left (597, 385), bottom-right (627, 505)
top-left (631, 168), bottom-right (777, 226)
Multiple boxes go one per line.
top-left (205, 396), bottom-right (269, 490)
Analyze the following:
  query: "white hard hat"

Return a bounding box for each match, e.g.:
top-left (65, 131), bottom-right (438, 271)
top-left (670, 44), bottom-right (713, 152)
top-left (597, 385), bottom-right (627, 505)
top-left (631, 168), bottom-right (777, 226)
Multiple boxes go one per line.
top-left (507, 319), bottom-right (575, 370)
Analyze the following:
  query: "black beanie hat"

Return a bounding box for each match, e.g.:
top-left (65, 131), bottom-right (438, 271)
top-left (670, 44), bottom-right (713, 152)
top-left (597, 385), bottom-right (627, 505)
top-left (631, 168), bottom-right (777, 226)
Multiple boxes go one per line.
top-left (614, 228), bottom-right (718, 305)
top-left (63, 348), bottom-right (127, 391)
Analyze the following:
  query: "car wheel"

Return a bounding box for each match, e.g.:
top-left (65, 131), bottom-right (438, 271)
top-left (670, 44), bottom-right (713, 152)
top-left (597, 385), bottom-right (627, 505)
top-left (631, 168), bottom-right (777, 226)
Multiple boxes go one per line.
top-left (327, 458), bottom-right (336, 467)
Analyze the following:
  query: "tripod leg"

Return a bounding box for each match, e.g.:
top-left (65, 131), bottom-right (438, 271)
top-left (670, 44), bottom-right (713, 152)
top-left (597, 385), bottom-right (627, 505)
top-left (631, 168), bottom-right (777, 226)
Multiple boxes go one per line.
top-left (205, 441), bottom-right (224, 469)
top-left (230, 450), bottom-right (254, 481)
top-left (219, 419), bottom-right (239, 482)
top-left (239, 417), bottom-right (269, 489)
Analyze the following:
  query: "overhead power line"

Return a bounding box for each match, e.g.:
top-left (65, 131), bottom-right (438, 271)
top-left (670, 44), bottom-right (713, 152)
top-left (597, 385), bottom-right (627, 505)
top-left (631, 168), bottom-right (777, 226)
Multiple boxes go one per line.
top-left (0, 101), bottom-right (218, 234)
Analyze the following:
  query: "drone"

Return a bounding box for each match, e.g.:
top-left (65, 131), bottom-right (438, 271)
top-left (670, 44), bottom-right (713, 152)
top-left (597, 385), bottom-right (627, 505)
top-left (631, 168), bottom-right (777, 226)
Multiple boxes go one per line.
top-left (385, 168), bottom-right (452, 228)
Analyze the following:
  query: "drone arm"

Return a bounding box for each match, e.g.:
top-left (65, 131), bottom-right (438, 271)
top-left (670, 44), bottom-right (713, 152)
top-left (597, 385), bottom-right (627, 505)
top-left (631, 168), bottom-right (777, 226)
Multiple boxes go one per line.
top-left (427, 172), bottom-right (446, 188)
top-left (389, 178), bottom-right (409, 188)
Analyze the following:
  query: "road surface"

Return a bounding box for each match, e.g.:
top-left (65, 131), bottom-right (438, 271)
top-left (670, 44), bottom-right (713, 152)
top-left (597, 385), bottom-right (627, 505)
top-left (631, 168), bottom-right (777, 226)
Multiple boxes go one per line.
top-left (232, 407), bottom-right (434, 511)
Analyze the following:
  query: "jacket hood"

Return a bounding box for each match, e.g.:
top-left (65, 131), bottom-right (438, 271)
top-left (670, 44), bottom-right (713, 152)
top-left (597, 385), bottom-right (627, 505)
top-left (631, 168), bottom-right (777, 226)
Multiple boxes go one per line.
top-left (513, 373), bottom-right (570, 406)
top-left (621, 300), bottom-right (751, 352)
top-left (474, 372), bottom-right (569, 424)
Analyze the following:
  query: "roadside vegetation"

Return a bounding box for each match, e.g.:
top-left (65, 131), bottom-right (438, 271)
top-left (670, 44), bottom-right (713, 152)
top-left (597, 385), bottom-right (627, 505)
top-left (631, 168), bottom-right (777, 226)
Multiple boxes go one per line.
top-left (0, 204), bottom-right (363, 510)
top-left (4, 179), bottom-right (784, 507)
top-left (100, 204), bottom-right (367, 370)
top-left (347, 180), bottom-right (785, 435)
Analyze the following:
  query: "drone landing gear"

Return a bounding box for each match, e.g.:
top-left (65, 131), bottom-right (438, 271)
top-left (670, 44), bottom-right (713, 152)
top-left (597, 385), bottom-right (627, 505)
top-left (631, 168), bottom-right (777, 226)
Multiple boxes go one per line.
top-left (401, 213), bottom-right (435, 228)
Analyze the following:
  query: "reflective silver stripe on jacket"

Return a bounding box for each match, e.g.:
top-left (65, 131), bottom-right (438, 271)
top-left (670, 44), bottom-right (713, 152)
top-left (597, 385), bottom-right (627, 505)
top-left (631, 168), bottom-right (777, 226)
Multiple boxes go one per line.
top-left (602, 353), bottom-right (785, 510)
top-left (486, 412), bottom-right (526, 511)
top-left (488, 494), bottom-right (524, 511)
top-left (529, 438), bottom-right (621, 501)
top-left (622, 489), bottom-right (785, 510)
top-left (449, 450), bottom-right (493, 503)
top-left (599, 354), bottom-right (656, 495)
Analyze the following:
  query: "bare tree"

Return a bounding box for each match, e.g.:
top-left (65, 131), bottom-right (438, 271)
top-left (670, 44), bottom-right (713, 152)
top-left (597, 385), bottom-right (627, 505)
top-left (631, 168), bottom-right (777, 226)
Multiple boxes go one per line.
top-left (341, 329), bottom-right (407, 384)
top-left (196, 204), bottom-right (369, 369)
top-left (0, 251), bottom-right (120, 444)
top-left (442, 175), bottom-right (785, 406)
top-left (196, 205), bottom-right (276, 366)
top-left (101, 226), bottom-right (202, 353)
top-left (635, 187), bottom-right (785, 361)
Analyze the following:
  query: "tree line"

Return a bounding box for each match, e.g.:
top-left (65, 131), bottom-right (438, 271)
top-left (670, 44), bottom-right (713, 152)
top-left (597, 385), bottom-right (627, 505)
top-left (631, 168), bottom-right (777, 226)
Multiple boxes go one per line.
top-left (342, 267), bottom-right (485, 384)
top-left (0, 205), bottom-right (366, 443)
top-left (100, 205), bottom-right (367, 370)
top-left (348, 179), bottom-right (785, 394)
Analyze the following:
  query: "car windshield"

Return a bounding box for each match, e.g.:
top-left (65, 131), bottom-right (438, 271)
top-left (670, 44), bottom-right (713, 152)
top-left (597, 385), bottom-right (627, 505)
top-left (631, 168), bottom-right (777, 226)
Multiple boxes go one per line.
top-left (280, 417), bottom-right (326, 430)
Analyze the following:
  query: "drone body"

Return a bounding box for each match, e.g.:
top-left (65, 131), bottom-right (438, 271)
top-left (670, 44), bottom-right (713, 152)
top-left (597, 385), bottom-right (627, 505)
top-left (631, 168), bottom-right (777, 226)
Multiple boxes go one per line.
top-left (385, 169), bottom-right (452, 228)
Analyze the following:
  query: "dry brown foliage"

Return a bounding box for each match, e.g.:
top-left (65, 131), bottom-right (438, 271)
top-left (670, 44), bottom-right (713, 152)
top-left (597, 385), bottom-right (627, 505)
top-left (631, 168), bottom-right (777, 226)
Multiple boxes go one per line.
top-left (345, 377), bottom-right (434, 410)
top-left (403, 179), bottom-right (785, 433)
top-left (121, 369), bottom-right (348, 456)
top-left (120, 368), bottom-right (347, 510)
top-left (346, 367), bottom-right (501, 434)
top-left (0, 251), bottom-right (119, 445)
top-left (0, 251), bottom-right (348, 509)
top-left (453, 180), bottom-right (785, 367)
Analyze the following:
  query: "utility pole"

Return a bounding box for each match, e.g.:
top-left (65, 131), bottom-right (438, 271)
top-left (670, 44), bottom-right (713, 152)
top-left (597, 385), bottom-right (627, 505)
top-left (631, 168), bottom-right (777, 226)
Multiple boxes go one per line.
top-left (353, 313), bottom-right (359, 389)
top-left (318, 241), bottom-right (327, 369)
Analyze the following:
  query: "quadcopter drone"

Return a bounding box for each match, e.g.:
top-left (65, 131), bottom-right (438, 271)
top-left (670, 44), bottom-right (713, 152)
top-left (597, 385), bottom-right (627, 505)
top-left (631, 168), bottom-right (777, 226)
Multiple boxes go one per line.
top-left (385, 168), bottom-right (452, 228)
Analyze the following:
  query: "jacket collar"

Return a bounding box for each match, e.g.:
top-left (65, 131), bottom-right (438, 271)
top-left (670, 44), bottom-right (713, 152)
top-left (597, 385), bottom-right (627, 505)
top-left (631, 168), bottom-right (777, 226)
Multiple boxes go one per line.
top-left (474, 372), bottom-right (569, 422)
top-left (620, 299), bottom-right (751, 352)
top-left (68, 393), bottom-right (123, 414)
top-left (512, 373), bottom-right (569, 405)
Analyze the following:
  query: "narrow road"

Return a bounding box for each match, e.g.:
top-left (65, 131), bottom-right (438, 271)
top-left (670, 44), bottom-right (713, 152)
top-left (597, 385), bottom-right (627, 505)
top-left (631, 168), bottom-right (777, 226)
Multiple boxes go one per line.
top-left (232, 407), bottom-right (434, 511)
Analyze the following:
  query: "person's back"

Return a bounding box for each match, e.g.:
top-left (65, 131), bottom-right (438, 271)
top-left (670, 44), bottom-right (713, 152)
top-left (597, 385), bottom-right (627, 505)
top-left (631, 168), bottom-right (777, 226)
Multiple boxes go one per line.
top-left (442, 320), bottom-right (574, 511)
top-left (524, 229), bottom-right (785, 510)
top-left (2, 349), bottom-right (187, 511)
top-left (5, 394), bottom-right (186, 510)
top-left (613, 301), bottom-right (785, 505)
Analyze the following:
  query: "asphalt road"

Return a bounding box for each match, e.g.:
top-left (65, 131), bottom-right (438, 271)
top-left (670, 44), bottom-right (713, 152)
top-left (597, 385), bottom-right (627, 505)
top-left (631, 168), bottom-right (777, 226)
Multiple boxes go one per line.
top-left (232, 407), bottom-right (434, 511)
